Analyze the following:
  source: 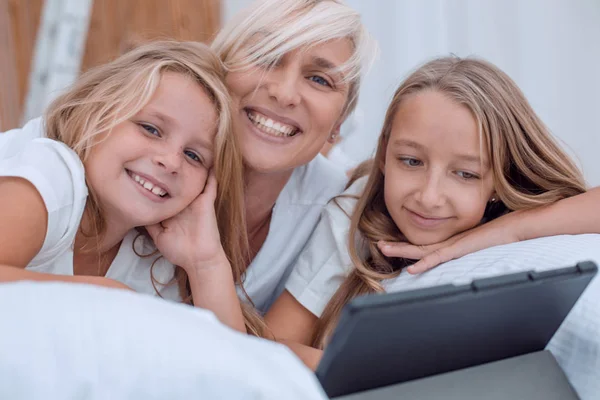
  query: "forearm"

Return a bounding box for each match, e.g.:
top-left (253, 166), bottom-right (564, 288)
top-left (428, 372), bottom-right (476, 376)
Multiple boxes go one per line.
top-left (278, 339), bottom-right (323, 371)
top-left (0, 265), bottom-right (132, 290)
top-left (517, 187), bottom-right (600, 241)
top-left (186, 258), bottom-right (246, 333)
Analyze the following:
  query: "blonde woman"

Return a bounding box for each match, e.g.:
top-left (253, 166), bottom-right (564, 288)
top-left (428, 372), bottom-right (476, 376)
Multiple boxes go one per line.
top-left (266, 56), bottom-right (600, 368)
top-left (0, 41), bottom-right (262, 333)
top-left (211, 0), bottom-right (377, 313)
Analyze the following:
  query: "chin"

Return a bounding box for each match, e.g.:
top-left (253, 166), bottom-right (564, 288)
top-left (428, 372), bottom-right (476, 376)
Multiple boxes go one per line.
top-left (402, 230), bottom-right (453, 246)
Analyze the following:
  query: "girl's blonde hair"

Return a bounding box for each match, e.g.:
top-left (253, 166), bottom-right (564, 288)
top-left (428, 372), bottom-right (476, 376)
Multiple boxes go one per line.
top-left (44, 40), bottom-right (266, 336)
top-left (211, 0), bottom-right (377, 120)
top-left (314, 56), bottom-right (587, 347)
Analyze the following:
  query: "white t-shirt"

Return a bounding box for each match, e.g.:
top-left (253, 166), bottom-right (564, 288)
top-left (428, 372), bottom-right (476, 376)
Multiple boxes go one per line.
top-left (0, 118), bottom-right (180, 301)
top-left (285, 175), bottom-right (366, 316)
top-left (241, 155), bottom-right (348, 313)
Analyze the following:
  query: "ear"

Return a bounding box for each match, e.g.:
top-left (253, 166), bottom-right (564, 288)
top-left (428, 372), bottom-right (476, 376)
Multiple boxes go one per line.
top-left (327, 125), bottom-right (342, 144)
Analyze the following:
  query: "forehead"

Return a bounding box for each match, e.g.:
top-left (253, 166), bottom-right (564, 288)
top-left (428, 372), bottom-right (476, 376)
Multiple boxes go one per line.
top-left (290, 38), bottom-right (354, 66)
top-left (144, 72), bottom-right (218, 139)
top-left (390, 90), bottom-right (487, 161)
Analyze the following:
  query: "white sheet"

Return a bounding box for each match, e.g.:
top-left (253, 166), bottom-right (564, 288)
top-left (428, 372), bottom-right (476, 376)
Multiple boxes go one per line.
top-left (0, 282), bottom-right (326, 400)
top-left (383, 234), bottom-right (600, 399)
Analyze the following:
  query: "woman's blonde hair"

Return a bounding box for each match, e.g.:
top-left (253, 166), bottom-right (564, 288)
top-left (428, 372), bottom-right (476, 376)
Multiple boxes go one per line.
top-left (44, 40), bottom-right (266, 335)
top-left (211, 0), bottom-right (377, 120)
top-left (314, 56), bottom-right (587, 347)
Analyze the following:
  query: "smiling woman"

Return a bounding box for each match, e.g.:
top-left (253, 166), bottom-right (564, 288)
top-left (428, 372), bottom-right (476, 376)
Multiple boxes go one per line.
top-left (211, 0), bottom-right (377, 315)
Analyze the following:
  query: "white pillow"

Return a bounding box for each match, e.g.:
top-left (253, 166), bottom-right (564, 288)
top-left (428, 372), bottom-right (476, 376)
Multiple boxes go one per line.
top-left (383, 234), bottom-right (600, 399)
top-left (0, 282), bottom-right (327, 400)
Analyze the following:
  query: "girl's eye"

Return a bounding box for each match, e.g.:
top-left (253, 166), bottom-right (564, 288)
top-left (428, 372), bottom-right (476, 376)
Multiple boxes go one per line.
top-left (141, 123), bottom-right (160, 136)
top-left (184, 149), bottom-right (202, 163)
top-left (308, 75), bottom-right (332, 87)
top-left (456, 171), bottom-right (480, 180)
top-left (400, 157), bottom-right (423, 167)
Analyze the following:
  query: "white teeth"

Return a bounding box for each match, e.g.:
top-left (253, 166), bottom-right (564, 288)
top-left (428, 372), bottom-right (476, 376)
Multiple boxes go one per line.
top-left (129, 172), bottom-right (168, 197)
top-left (247, 110), bottom-right (298, 137)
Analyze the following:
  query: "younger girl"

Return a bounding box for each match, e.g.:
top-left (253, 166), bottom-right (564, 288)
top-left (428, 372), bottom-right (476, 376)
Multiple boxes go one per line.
top-left (0, 41), bottom-right (259, 334)
top-left (266, 56), bottom-right (600, 366)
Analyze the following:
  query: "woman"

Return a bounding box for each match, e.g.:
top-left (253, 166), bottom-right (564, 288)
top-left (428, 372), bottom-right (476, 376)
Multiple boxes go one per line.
top-left (211, 0), bottom-right (377, 313)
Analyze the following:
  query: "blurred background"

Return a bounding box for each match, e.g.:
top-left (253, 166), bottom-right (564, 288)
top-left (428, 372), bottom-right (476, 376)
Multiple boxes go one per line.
top-left (1, 0), bottom-right (599, 184)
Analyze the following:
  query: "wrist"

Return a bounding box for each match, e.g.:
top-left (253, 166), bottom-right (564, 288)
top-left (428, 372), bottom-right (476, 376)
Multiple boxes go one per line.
top-left (506, 208), bottom-right (534, 242)
top-left (183, 252), bottom-right (232, 280)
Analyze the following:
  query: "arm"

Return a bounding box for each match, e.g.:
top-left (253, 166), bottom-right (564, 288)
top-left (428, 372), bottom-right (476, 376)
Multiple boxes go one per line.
top-left (380, 187), bottom-right (600, 272)
top-left (265, 290), bottom-right (319, 345)
top-left (0, 264), bottom-right (132, 290)
top-left (517, 187), bottom-right (600, 240)
top-left (0, 177), bottom-right (47, 267)
top-left (147, 171), bottom-right (246, 333)
top-left (266, 291), bottom-right (323, 370)
top-left (0, 177), bottom-right (131, 291)
top-left (185, 256), bottom-right (246, 333)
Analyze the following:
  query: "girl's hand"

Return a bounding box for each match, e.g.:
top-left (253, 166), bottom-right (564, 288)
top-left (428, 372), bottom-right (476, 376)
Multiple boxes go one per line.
top-left (377, 211), bottom-right (524, 274)
top-left (146, 170), bottom-right (228, 275)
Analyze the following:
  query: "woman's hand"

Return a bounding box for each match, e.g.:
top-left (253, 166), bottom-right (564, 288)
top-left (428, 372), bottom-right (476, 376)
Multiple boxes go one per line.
top-left (378, 210), bottom-right (525, 274)
top-left (146, 170), bottom-right (228, 275)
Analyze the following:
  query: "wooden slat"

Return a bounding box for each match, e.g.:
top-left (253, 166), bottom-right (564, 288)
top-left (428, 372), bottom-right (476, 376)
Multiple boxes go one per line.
top-left (81, 0), bottom-right (221, 72)
top-left (0, 0), bottom-right (43, 130)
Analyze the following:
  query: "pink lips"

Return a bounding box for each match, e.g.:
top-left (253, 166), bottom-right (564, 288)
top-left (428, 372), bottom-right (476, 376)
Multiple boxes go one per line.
top-left (405, 208), bottom-right (451, 229)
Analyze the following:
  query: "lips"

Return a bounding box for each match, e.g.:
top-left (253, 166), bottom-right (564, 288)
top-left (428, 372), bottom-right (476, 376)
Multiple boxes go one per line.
top-left (405, 208), bottom-right (451, 229)
top-left (126, 169), bottom-right (171, 200)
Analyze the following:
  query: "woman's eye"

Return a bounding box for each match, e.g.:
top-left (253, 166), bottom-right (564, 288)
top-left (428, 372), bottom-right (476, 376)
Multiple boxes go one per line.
top-left (140, 123), bottom-right (160, 136)
top-left (184, 149), bottom-right (202, 163)
top-left (456, 171), bottom-right (479, 180)
top-left (400, 157), bottom-right (423, 167)
top-left (308, 75), bottom-right (332, 87)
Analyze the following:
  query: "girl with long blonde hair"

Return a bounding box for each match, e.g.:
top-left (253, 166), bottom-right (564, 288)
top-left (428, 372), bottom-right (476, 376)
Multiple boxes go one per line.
top-left (266, 56), bottom-right (600, 368)
top-left (0, 41), bottom-right (264, 334)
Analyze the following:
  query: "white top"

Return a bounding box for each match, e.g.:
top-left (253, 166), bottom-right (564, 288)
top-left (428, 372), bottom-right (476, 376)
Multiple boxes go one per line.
top-left (0, 281), bottom-right (327, 399)
top-left (241, 155), bottom-right (348, 313)
top-left (285, 175), bottom-right (366, 316)
top-left (0, 118), bottom-right (180, 301)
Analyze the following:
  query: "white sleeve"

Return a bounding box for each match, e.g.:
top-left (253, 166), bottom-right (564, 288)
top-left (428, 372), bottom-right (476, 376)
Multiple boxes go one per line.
top-left (0, 138), bottom-right (87, 260)
top-left (285, 199), bottom-right (356, 317)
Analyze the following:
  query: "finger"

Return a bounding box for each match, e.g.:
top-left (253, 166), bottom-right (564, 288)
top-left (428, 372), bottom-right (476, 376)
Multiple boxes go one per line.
top-left (145, 223), bottom-right (163, 242)
top-left (406, 248), bottom-right (455, 274)
top-left (378, 240), bottom-right (435, 260)
top-left (202, 169), bottom-right (218, 201)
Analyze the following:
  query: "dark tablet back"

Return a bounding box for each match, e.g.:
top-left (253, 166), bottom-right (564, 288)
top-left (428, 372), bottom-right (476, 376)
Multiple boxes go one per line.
top-left (316, 261), bottom-right (597, 398)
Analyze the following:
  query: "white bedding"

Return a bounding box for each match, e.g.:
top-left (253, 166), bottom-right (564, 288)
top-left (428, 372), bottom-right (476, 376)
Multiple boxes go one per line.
top-left (383, 234), bottom-right (600, 399)
top-left (0, 282), bottom-right (326, 400)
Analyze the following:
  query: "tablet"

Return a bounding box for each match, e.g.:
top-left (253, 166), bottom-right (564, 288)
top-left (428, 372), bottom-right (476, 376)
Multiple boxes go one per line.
top-left (316, 261), bottom-right (597, 398)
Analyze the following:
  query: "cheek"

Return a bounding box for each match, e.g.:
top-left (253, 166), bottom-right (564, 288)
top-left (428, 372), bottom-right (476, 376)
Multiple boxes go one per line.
top-left (226, 72), bottom-right (256, 103)
top-left (309, 94), bottom-right (346, 132)
top-left (180, 168), bottom-right (209, 202)
top-left (453, 188), bottom-right (488, 225)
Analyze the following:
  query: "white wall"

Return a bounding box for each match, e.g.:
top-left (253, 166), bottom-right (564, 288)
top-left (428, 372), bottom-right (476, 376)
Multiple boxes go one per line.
top-left (224, 0), bottom-right (600, 185)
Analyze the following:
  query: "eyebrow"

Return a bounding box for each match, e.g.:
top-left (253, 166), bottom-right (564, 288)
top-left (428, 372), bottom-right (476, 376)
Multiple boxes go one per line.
top-left (391, 139), bottom-right (425, 151)
top-left (311, 56), bottom-right (346, 80)
top-left (392, 138), bottom-right (485, 165)
top-left (144, 109), bottom-right (213, 149)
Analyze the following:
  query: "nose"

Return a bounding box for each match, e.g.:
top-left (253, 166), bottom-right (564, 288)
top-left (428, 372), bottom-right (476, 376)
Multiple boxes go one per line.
top-left (152, 147), bottom-right (182, 175)
top-left (266, 67), bottom-right (301, 108)
top-left (414, 171), bottom-right (445, 210)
